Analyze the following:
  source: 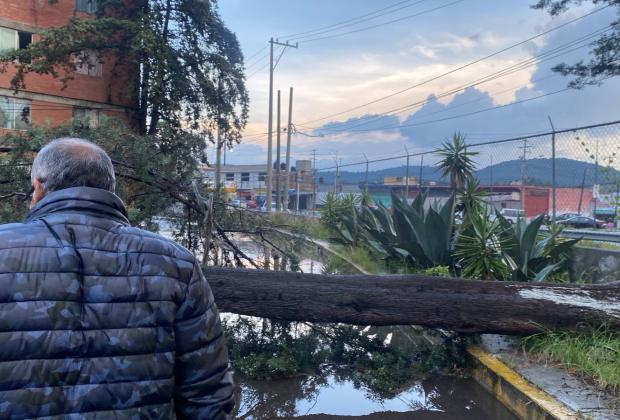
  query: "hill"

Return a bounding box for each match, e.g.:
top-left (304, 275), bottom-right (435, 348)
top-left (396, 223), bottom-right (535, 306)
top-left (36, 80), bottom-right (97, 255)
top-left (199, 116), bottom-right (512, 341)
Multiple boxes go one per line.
top-left (316, 158), bottom-right (620, 188)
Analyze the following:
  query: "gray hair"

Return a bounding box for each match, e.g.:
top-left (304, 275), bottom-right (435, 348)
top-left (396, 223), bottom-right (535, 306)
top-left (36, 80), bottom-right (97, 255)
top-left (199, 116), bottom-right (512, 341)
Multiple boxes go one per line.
top-left (31, 137), bottom-right (116, 194)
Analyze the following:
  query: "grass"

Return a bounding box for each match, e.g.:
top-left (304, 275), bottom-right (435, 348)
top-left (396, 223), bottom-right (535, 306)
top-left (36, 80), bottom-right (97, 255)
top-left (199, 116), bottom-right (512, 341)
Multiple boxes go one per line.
top-left (579, 240), bottom-right (620, 251)
top-left (333, 245), bottom-right (385, 274)
top-left (522, 326), bottom-right (620, 395)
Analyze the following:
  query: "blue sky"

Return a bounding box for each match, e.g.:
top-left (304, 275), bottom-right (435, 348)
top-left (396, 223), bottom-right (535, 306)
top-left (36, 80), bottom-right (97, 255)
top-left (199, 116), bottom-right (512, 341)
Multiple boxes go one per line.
top-left (217, 0), bottom-right (620, 170)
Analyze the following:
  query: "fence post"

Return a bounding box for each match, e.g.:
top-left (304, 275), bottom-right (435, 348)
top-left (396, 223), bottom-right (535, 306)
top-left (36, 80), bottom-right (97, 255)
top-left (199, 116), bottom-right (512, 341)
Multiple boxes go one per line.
top-left (419, 154), bottom-right (424, 187)
top-left (548, 116), bottom-right (556, 220)
top-left (404, 146), bottom-right (410, 202)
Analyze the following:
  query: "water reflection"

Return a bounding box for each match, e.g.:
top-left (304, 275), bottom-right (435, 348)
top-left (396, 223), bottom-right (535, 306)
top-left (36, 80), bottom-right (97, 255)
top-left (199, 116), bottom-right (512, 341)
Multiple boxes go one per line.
top-left (234, 369), bottom-right (518, 419)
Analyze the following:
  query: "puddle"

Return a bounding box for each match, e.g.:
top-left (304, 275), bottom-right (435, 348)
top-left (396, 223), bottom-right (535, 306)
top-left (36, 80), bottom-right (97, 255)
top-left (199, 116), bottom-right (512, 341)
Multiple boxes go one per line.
top-left (234, 370), bottom-right (518, 419)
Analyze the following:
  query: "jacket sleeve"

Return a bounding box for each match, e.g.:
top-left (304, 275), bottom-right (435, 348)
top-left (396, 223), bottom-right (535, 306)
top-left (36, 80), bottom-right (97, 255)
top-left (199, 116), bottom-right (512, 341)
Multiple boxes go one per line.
top-left (174, 260), bottom-right (234, 419)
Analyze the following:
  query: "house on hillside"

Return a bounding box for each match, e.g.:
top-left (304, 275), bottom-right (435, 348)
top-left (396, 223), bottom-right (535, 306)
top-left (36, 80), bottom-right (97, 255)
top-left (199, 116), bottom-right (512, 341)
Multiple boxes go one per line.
top-left (0, 0), bottom-right (137, 133)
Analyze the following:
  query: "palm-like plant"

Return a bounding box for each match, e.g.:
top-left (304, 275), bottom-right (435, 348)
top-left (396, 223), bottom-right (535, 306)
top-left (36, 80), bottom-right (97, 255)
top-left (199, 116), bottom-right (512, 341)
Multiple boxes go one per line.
top-left (455, 207), bottom-right (507, 280)
top-left (436, 133), bottom-right (478, 193)
top-left (457, 178), bottom-right (487, 224)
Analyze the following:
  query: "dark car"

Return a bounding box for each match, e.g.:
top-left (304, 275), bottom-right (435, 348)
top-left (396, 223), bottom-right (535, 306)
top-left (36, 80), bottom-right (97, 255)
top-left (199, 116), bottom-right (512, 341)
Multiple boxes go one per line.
top-left (557, 216), bottom-right (605, 229)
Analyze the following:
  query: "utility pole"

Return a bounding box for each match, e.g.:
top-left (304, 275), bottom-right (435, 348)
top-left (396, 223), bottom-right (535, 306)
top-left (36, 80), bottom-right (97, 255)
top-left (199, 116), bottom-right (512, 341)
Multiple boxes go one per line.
top-left (404, 145), bottom-right (410, 202)
top-left (214, 78), bottom-right (223, 191)
top-left (284, 87), bottom-right (294, 211)
top-left (363, 153), bottom-right (369, 193)
top-left (265, 38), bottom-right (298, 213)
top-left (275, 90), bottom-right (282, 211)
top-left (333, 155), bottom-right (340, 194)
top-left (295, 170), bottom-right (300, 213)
top-left (548, 116), bottom-right (556, 220)
top-left (578, 168), bottom-right (588, 215)
top-left (312, 149), bottom-right (317, 210)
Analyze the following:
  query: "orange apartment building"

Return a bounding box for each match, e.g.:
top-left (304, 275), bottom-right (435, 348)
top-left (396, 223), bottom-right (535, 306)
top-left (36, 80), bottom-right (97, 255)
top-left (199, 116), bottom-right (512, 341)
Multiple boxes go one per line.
top-left (0, 0), bottom-right (137, 133)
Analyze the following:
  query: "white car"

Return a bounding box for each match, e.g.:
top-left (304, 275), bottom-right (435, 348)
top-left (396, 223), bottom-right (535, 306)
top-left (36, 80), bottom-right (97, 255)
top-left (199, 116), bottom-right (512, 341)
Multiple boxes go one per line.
top-left (499, 208), bottom-right (527, 224)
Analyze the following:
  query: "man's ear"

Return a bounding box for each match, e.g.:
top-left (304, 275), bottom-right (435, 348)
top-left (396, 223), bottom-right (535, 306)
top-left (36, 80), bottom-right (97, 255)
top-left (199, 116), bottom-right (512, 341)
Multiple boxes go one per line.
top-left (30, 179), bottom-right (44, 208)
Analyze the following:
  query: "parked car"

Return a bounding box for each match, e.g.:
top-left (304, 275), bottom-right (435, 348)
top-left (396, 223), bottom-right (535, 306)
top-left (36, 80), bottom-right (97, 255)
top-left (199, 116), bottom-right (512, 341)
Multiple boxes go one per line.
top-left (260, 203), bottom-right (277, 212)
top-left (557, 216), bottom-right (605, 229)
top-left (246, 200), bottom-right (257, 209)
top-left (499, 208), bottom-right (527, 224)
top-left (555, 212), bottom-right (580, 222)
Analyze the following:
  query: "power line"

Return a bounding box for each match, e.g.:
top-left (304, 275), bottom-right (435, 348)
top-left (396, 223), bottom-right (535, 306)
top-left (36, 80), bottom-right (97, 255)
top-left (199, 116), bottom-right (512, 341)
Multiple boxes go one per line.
top-left (278, 0), bottom-right (418, 39)
top-left (315, 119), bottom-right (620, 171)
top-left (295, 5), bottom-right (610, 126)
top-left (299, 0), bottom-right (466, 44)
top-left (308, 25), bottom-right (611, 134)
top-left (287, 0), bottom-right (431, 42)
top-left (244, 45), bottom-right (269, 62)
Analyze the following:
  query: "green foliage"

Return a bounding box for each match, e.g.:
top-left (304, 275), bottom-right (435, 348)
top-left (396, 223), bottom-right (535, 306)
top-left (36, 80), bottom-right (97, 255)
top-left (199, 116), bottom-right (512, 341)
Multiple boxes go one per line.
top-left (455, 208), bottom-right (508, 280)
top-left (435, 132), bottom-right (478, 191)
top-left (341, 192), bottom-right (454, 269)
top-left (457, 178), bottom-right (487, 222)
top-left (0, 117), bottom-right (206, 247)
top-left (498, 213), bottom-right (579, 282)
top-left (455, 210), bottom-right (580, 282)
top-left (0, 0), bottom-right (248, 140)
top-left (533, 1), bottom-right (620, 88)
top-left (420, 265), bottom-right (451, 277)
top-left (223, 317), bottom-right (326, 379)
top-left (523, 325), bottom-right (620, 394)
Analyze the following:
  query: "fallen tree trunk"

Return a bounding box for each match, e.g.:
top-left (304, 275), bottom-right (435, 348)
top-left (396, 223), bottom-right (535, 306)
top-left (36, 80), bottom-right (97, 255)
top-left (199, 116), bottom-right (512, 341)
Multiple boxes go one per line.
top-left (205, 267), bottom-right (620, 335)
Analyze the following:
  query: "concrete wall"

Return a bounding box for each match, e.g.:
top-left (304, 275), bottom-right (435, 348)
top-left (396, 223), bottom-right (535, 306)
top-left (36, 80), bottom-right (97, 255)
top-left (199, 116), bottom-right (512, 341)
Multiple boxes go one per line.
top-left (570, 246), bottom-right (620, 283)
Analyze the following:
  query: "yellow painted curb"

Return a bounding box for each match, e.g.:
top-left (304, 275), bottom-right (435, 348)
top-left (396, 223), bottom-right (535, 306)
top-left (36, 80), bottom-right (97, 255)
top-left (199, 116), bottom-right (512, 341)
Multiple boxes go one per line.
top-left (467, 346), bottom-right (577, 420)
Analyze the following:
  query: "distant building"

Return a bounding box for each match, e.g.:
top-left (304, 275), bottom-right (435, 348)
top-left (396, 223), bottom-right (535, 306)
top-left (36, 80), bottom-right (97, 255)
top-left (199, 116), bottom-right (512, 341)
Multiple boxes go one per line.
top-left (0, 0), bottom-right (137, 133)
top-left (201, 160), bottom-right (316, 209)
top-left (383, 176), bottom-right (417, 186)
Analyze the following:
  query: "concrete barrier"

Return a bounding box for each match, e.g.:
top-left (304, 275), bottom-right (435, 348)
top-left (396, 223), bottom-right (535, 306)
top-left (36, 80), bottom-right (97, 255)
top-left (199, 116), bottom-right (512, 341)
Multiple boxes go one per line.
top-left (570, 246), bottom-right (620, 283)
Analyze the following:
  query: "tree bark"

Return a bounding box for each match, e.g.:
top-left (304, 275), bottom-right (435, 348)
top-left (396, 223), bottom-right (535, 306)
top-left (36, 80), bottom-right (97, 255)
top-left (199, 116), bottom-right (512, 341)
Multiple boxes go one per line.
top-left (205, 267), bottom-right (620, 335)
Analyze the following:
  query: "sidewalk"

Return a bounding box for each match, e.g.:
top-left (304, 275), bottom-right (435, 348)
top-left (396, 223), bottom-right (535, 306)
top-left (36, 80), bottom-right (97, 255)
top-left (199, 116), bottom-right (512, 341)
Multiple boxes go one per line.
top-left (477, 334), bottom-right (619, 419)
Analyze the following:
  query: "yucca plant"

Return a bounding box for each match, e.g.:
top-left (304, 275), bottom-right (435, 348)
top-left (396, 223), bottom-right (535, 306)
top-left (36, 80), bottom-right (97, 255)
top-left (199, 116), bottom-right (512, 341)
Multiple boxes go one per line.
top-left (454, 206), bottom-right (508, 280)
top-left (436, 133), bottom-right (478, 193)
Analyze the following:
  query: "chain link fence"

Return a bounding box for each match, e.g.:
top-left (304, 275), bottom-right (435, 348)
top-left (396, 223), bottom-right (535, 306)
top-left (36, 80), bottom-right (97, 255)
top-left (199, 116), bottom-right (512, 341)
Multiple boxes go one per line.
top-left (316, 120), bottom-right (620, 222)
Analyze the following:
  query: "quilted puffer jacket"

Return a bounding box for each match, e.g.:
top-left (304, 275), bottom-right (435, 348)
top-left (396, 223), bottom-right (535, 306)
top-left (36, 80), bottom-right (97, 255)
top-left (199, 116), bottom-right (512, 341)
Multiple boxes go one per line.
top-left (0, 187), bottom-right (234, 419)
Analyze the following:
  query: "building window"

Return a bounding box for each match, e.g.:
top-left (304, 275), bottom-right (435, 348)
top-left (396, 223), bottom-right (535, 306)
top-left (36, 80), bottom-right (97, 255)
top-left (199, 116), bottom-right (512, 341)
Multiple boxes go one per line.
top-left (0, 27), bottom-right (32, 53)
top-left (225, 173), bottom-right (235, 182)
top-left (73, 108), bottom-right (100, 128)
top-left (258, 172), bottom-right (266, 182)
top-left (76, 0), bottom-right (99, 14)
top-left (0, 96), bottom-right (31, 130)
top-left (75, 50), bottom-right (102, 77)
top-left (241, 173), bottom-right (250, 182)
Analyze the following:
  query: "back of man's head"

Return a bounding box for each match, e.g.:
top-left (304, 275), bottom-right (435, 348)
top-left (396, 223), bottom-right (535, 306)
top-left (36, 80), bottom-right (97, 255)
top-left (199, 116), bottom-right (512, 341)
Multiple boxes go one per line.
top-left (31, 137), bottom-right (116, 195)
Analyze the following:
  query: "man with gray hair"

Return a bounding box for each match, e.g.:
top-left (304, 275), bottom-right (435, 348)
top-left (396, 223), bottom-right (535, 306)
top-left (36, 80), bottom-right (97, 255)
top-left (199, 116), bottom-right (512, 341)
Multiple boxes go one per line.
top-left (0, 138), bottom-right (234, 418)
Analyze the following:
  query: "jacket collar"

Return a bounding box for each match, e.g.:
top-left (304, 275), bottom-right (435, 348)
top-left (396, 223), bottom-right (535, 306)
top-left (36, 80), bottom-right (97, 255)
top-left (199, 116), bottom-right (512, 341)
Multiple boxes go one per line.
top-left (26, 187), bottom-right (130, 225)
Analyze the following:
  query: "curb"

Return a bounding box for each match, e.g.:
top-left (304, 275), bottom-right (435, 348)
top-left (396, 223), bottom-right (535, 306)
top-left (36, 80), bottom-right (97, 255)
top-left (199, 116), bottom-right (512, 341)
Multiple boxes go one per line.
top-left (467, 346), bottom-right (577, 420)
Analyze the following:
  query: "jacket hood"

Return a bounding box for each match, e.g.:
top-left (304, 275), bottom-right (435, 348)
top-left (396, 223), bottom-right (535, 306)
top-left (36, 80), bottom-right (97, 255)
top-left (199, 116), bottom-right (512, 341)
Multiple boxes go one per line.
top-left (26, 186), bottom-right (130, 225)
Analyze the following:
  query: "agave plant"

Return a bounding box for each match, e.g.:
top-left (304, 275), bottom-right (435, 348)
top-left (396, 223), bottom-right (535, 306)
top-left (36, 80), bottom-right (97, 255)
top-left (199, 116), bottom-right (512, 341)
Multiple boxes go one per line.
top-left (360, 192), bottom-right (454, 269)
top-left (496, 212), bottom-right (579, 282)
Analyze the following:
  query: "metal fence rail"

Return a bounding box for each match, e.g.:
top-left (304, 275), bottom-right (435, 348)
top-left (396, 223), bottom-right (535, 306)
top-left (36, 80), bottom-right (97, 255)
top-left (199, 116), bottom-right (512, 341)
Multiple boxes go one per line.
top-left (316, 119), bottom-right (620, 220)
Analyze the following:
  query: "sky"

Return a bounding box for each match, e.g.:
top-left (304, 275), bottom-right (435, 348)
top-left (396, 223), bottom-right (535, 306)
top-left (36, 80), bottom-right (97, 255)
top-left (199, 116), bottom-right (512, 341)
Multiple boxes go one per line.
top-left (216, 0), bottom-right (620, 171)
